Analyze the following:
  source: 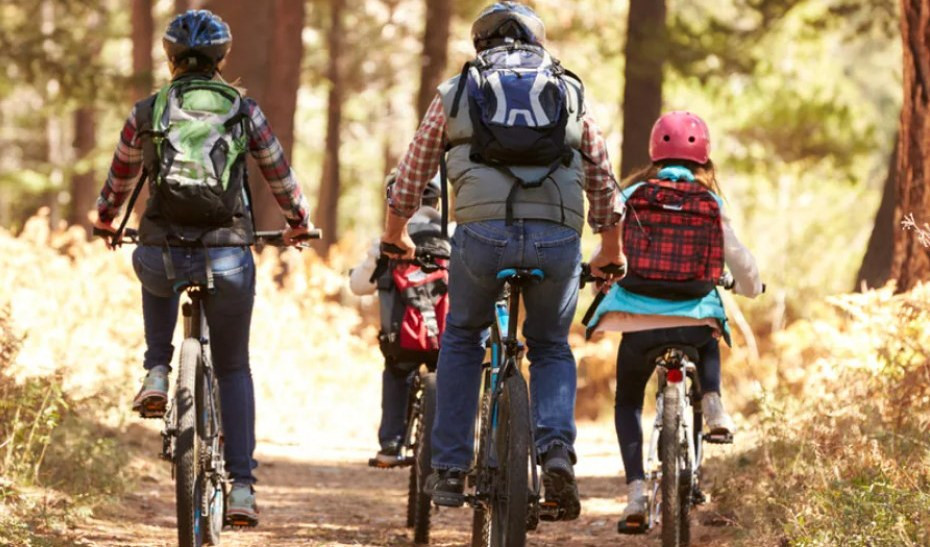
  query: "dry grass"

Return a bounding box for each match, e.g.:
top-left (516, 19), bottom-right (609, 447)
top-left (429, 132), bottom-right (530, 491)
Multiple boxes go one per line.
top-left (709, 284), bottom-right (930, 546)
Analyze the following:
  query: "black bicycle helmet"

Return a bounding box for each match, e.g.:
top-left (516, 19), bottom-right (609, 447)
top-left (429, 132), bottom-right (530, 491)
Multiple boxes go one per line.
top-left (472, 2), bottom-right (546, 51)
top-left (163, 10), bottom-right (232, 66)
top-left (385, 170), bottom-right (442, 205)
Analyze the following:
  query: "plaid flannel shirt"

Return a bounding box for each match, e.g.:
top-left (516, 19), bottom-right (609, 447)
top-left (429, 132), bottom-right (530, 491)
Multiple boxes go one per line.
top-left (389, 94), bottom-right (624, 232)
top-left (97, 98), bottom-right (310, 228)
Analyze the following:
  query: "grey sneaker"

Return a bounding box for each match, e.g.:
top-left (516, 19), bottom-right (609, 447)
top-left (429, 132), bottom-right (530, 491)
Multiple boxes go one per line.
top-left (226, 483), bottom-right (259, 527)
top-left (131, 366), bottom-right (168, 418)
top-left (702, 392), bottom-right (735, 437)
top-left (618, 479), bottom-right (648, 534)
top-left (368, 439), bottom-right (407, 469)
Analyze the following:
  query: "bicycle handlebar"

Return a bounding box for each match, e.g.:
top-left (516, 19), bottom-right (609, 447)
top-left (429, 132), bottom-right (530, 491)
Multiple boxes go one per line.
top-left (579, 262), bottom-right (627, 289)
top-left (717, 272), bottom-right (767, 293)
top-left (93, 227), bottom-right (323, 248)
top-left (369, 242), bottom-right (451, 283)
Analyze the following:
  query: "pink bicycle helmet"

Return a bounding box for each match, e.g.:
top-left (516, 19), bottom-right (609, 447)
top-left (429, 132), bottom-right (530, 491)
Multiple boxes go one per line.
top-left (649, 111), bottom-right (711, 164)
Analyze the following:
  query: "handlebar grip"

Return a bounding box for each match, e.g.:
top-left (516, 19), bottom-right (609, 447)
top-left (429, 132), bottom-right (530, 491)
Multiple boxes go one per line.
top-left (93, 227), bottom-right (115, 239)
top-left (380, 242), bottom-right (407, 256)
top-left (600, 263), bottom-right (627, 276)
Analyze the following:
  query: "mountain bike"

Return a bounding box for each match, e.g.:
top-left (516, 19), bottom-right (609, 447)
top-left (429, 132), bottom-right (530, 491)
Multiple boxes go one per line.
top-left (467, 262), bottom-right (624, 547)
top-left (97, 227), bottom-right (319, 546)
top-left (611, 274), bottom-right (765, 547)
top-left (373, 243), bottom-right (448, 545)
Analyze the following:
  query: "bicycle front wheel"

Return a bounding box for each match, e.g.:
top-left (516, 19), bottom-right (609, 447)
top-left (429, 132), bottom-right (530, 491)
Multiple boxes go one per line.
top-left (490, 373), bottom-right (530, 547)
top-left (175, 338), bottom-right (206, 547)
top-left (413, 372), bottom-right (437, 544)
top-left (660, 383), bottom-right (682, 547)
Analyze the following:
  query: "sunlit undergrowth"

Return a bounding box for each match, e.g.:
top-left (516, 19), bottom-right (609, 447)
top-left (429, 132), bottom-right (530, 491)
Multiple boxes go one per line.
top-left (710, 285), bottom-right (930, 546)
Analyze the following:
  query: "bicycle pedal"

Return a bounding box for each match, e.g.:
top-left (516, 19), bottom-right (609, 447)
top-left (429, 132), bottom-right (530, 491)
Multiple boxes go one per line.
top-left (538, 501), bottom-right (562, 522)
top-left (617, 517), bottom-right (649, 535)
top-left (704, 432), bottom-right (734, 445)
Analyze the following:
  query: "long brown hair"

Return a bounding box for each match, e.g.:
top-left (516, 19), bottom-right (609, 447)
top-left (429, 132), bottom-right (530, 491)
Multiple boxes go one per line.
top-left (621, 159), bottom-right (722, 196)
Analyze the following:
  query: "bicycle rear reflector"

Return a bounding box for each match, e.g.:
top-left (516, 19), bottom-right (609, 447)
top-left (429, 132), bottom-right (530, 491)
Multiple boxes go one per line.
top-left (666, 368), bottom-right (684, 383)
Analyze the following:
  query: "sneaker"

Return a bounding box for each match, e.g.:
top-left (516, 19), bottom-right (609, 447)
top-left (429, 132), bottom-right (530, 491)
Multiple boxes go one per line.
top-left (541, 444), bottom-right (581, 521)
top-left (131, 366), bottom-right (168, 418)
top-left (618, 479), bottom-right (648, 534)
top-left (702, 392), bottom-right (735, 437)
top-left (226, 483), bottom-right (259, 527)
top-left (424, 468), bottom-right (467, 507)
top-left (368, 439), bottom-right (406, 469)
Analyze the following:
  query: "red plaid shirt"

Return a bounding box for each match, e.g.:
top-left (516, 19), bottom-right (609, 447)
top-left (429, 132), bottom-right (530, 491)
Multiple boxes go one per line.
top-left (97, 98), bottom-right (311, 228)
top-left (389, 94), bottom-right (624, 232)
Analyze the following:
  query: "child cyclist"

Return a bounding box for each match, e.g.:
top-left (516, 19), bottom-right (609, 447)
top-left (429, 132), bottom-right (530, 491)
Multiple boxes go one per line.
top-left (94, 10), bottom-right (313, 526)
top-left (349, 172), bottom-right (449, 466)
top-left (584, 112), bottom-right (762, 530)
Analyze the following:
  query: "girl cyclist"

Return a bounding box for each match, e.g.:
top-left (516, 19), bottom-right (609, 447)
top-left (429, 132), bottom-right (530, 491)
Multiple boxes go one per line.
top-left (94, 10), bottom-right (312, 526)
top-left (586, 112), bottom-right (763, 530)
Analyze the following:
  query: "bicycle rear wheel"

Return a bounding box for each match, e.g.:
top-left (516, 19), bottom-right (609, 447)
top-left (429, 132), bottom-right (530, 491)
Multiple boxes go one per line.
top-left (489, 373), bottom-right (530, 547)
top-left (175, 338), bottom-right (206, 547)
top-left (471, 388), bottom-right (493, 547)
top-left (406, 374), bottom-right (423, 529)
top-left (413, 373), bottom-right (437, 544)
top-left (660, 383), bottom-right (682, 547)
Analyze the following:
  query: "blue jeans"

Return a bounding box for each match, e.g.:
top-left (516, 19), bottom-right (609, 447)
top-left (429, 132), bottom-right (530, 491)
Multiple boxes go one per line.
top-left (379, 365), bottom-right (416, 448)
top-left (431, 220), bottom-right (582, 470)
top-left (614, 326), bottom-right (720, 483)
top-left (132, 245), bottom-right (258, 485)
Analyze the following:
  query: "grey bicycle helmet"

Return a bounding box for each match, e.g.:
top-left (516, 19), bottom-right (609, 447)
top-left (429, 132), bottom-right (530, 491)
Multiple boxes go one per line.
top-left (472, 2), bottom-right (546, 51)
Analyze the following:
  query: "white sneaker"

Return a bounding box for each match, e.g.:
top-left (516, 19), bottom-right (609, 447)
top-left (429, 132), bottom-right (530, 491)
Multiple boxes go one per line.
top-left (702, 392), bottom-right (735, 435)
top-left (621, 479), bottom-right (648, 521)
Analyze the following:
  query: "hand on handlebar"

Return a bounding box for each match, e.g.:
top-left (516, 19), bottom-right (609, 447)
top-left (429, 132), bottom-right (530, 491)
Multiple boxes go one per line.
top-left (283, 225), bottom-right (316, 246)
top-left (380, 231), bottom-right (415, 260)
top-left (93, 219), bottom-right (118, 249)
top-left (588, 248), bottom-right (627, 291)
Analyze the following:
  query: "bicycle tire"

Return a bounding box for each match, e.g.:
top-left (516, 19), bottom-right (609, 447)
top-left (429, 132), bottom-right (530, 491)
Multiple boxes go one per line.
top-left (413, 373), bottom-right (437, 544)
top-left (175, 338), bottom-right (204, 547)
top-left (202, 368), bottom-right (224, 545)
top-left (471, 387), bottom-right (493, 547)
top-left (406, 374), bottom-right (422, 529)
top-left (660, 383), bottom-right (682, 547)
top-left (489, 374), bottom-right (530, 547)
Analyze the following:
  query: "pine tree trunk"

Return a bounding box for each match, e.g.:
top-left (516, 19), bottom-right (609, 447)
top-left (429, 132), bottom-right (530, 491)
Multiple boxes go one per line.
top-left (620, 0), bottom-right (667, 178)
top-left (132, 0), bottom-right (154, 215)
top-left (203, 0), bottom-right (284, 230)
top-left (264, 0), bottom-right (304, 159)
top-left (856, 139), bottom-right (898, 290)
top-left (415, 0), bottom-right (452, 119)
top-left (69, 108), bottom-right (97, 233)
top-left (174, 0), bottom-right (188, 13)
top-left (314, 0), bottom-right (346, 255)
top-left (892, 0), bottom-right (930, 291)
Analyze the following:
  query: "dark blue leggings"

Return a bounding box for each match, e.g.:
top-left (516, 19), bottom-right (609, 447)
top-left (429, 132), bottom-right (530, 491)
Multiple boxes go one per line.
top-left (614, 326), bottom-right (720, 483)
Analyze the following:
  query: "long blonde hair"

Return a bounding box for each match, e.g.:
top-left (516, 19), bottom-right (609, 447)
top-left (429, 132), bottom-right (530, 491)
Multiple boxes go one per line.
top-left (621, 159), bottom-right (722, 196)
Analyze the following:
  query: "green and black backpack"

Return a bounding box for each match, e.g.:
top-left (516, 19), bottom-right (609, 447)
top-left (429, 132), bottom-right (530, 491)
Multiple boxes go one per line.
top-left (144, 78), bottom-right (251, 228)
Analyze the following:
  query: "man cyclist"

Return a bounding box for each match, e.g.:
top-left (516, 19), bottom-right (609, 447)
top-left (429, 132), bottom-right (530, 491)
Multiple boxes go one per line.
top-left (380, 1), bottom-right (625, 521)
top-left (94, 10), bottom-right (312, 526)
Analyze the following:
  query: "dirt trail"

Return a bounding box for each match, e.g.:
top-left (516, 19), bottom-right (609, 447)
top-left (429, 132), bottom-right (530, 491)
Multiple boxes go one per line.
top-left (68, 421), bottom-right (738, 547)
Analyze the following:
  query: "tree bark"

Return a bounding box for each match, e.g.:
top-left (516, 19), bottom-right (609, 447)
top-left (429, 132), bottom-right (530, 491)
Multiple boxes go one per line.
top-left (415, 0), bottom-right (452, 119)
top-left (203, 0), bottom-right (284, 230)
top-left (69, 108), bottom-right (97, 232)
top-left (264, 0), bottom-right (305, 159)
top-left (132, 0), bottom-right (154, 215)
top-left (856, 138), bottom-right (898, 290)
top-left (314, 0), bottom-right (346, 255)
top-left (892, 0), bottom-right (930, 291)
top-left (620, 0), bottom-right (667, 178)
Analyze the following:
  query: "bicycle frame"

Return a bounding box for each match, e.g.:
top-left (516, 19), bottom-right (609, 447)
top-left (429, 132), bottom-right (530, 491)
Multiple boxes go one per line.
top-left (644, 352), bottom-right (703, 531)
top-left (472, 270), bottom-right (543, 515)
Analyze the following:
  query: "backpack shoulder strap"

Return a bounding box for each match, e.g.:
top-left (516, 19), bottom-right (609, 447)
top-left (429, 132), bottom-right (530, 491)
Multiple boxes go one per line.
top-left (449, 62), bottom-right (473, 119)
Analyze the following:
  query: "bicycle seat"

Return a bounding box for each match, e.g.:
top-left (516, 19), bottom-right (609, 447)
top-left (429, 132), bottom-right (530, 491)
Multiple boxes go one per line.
top-left (496, 268), bottom-right (545, 286)
top-left (644, 344), bottom-right (699, 368)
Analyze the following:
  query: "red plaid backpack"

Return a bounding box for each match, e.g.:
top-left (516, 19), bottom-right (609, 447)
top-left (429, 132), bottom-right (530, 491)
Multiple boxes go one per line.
top-left (619, 178), bottom-right (725, 300)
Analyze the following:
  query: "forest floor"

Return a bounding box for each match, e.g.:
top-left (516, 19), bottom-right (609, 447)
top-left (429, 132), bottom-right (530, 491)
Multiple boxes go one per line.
top-left (67, 420), bottom-right (740, 547)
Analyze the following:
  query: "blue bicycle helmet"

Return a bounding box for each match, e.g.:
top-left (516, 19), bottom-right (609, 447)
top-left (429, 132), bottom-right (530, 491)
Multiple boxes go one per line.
top-left (472, 2), bottom-right (546, 51)
top-left (163, 10), bottom-right (232, 65)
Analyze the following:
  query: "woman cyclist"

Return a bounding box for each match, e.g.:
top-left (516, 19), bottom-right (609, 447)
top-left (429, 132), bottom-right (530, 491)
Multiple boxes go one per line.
top-left (94, 10), bottom-right (312, 526)
top-left (586, 112), bottom-right (763, 530)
